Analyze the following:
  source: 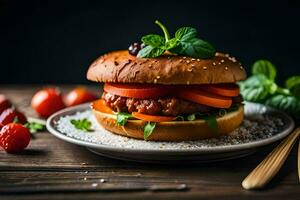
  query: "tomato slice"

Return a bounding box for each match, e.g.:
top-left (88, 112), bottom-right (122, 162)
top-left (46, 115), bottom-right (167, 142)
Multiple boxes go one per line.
top-left (177, 90), bottom-right (232, 108)
top-left (132, 112), bottom-right (175, 122)
top-left (91, 99), bottom-right (114, 114)
top-left (104, 83), bottom-right (171, 99)
top-left (197, 83), bottom-right (240, 97)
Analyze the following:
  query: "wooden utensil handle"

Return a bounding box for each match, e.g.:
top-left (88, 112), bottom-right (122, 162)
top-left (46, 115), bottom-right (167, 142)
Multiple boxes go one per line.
top-left (242, 127), bottom-right (300, 190)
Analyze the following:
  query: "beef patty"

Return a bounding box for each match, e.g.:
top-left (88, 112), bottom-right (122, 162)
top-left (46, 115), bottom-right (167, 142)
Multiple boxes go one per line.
top-left (102, 92), bottom-right (213, 116)
top-left (102, 92), bottom-right (243, 116)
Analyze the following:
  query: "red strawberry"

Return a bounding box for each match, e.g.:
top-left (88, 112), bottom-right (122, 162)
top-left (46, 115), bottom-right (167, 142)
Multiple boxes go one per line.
top-left (0, 95), bottom-right (12, 114)
top-left (0, 123), bottom-right (30, 153)
top-left (0, 108), bottom-right (27, 128)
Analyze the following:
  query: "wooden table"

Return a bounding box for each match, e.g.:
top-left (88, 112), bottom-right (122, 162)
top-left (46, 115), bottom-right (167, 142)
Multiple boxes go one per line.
top-left (0, 85), bottom-right (299, 200)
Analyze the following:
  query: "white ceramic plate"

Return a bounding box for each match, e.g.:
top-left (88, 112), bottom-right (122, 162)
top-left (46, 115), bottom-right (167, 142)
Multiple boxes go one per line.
top-left (46, 102), bottom-right (294, 163)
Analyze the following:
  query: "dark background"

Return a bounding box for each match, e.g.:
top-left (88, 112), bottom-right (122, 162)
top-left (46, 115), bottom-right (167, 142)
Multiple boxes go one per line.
top-left (0, 0), bottom-right (299, 84)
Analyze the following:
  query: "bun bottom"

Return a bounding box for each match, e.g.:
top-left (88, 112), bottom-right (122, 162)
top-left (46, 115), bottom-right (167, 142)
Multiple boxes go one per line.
top-left (92, 105), bottom-right (244, 141)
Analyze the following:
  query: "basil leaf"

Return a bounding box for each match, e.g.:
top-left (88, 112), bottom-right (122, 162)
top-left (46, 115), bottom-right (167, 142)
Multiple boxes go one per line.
top-left (143, 122), bottom-right (156, 140)
top-left (175, 115), bottom-right (185, 121)
top-left (172, 38), bottom-right (216, 59)
top-left (175, 27), bottom-right (197, 41)
top-left (252, 60), bottom-right (277, 81)
top-left (116, 112), bottom-right (132, 126)
top-left (137, 45), bottom-right (165, 58)
top-left (265, 94), bottom-right (300, 118)
top-left (70, 118), bottom-right (93, 132)
top-left (141, 34), bottom-right (165, 47)
top-left (165, 38), bottom-right (178, 50)
top-left (203, 115), bottom-right (218, 133)
top-left (187, 113), bottom-right (196, 121)
top-left (239, 74), bottom-right (277, 102)
top-left (25, 122), bottom-right (46, 134)
top-left (285, 76), bottom-right (300, 99)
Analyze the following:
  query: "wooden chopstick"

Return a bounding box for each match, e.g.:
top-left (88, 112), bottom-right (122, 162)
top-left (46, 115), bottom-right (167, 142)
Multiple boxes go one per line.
top-left (298, 138), bottom-right (300, 182)
top-left (242, 127), bottom-right (300, 190)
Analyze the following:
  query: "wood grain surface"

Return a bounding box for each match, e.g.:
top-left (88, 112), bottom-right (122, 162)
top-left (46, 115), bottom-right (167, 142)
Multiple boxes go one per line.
top-left (0, 85), bottom-right (299, 200)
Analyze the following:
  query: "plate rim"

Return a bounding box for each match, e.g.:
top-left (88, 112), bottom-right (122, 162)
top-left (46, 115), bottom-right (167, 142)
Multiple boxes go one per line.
top-left (46, 102), bottom-right (295, 155)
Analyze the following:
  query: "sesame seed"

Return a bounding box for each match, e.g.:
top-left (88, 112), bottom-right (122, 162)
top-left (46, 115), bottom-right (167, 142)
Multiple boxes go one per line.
top-left (187, 68), bottom-right (193, 72)
top-left (240, 66), bottom-right (244, 70)
top-left (221, 59), bottom-right (224, 63)
top-left (92, 183), bottom-right (98, 187)
top-left (191, 64), bottom-right (195, 67)
top-left (225, 53), bottom-right (229, 57)
top-left (154, 79), bottom-right (157, 83)
top-left (197, 59), bottom-right (201, 62)
top-left (156, 76), bottom-right (160, 79)
top-left (203, 66), bottom-right (207, 70)
top-left (186, 60), bottom-right (190, 64)
top-left (218, 62), bottom-right (221, 65)
top-left (84, 177), bottom-right (87, 181)
top-left (183, 57), bottom-right (187, 59)
top-left (225, 67), bottom-right (228, 70)
top-left (100, 179), bottom-right (106, 183)
top-left (213, 62), bottom-right (216, 66)
top-left (186, 81), bottom-right (190, 85)
top-left (191, 58), bottom-right (196, 61)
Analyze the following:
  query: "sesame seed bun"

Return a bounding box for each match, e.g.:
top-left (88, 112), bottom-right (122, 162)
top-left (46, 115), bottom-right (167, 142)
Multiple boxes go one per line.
top-left (91, 104), bottom-right (244, 141)
top-left (87, 50), bottom-right (246, 85)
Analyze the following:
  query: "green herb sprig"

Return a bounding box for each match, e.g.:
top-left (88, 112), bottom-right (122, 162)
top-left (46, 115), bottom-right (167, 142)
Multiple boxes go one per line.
top-left (143, 122), bottom-right (156, 140)
top-left (239, 60), bottom-right (300, 118)
top-left (116, 112), bottom-right (132, 126)
top-left (137, 20), bottom-right (216, 59)
top-left (70, 118), bottom-right (93, 132)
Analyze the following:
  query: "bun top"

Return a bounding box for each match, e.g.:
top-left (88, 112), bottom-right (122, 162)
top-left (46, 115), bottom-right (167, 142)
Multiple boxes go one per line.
top-left (87, 50), bottom-right (246, 85)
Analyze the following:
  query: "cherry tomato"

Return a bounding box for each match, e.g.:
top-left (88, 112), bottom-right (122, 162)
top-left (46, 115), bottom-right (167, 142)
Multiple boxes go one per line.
top-left (0, 108), bottom-right (27, 128)
top-left (0, 94), bottom-right (12, 114)
top-left (31, 88), bottom-right (66, 118)
top-left (64, 87), bottom-right (97, 107)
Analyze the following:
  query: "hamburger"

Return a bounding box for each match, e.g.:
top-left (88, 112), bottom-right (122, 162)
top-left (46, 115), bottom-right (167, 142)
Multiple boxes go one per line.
top-left (86, 21), bottom-right (247, 141)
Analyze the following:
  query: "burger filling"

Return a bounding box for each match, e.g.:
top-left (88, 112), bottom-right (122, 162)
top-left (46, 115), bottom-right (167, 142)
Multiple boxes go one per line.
top-left (102, 91), bottom-right (243, 116)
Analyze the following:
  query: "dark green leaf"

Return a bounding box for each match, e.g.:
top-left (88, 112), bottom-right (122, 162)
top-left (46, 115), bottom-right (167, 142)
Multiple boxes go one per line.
top-left (285, 76), bottom-right (300, 99)
top-left (175, 27), bottom-right (197, 41)
top-left (203, 115), bottom-right (218, 133)
top-left (25, 122), bottom-right (46, 134)
top-left (116, 112), bottom-right (132, 126)
top-left (143, 122), bottom-right (156, 140)
top-left (70, 118), bottom-right (93, 132)
top-left (265, 94), bottom-right (300, 118)
top-left (187, 113), bottom-right (196, 121)
top-left (141, 34), bottom-right (165, 47)
top-left (137, 45), bottom-right (165, 58)
top-left (175, 115), bottom-right (185, 121)
top-left (165, 38), bottom-right (178, 50)
top-left (252, 60), bottom-right (277, 81)
top-left (172, 38), bottom-right (216, 59)
top-left (239, 74), bottom-right (277, 102)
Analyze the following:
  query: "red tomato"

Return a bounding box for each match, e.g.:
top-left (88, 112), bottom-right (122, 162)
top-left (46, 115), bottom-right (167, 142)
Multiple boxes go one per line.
top-left (91, 99), bottom-right (114, 114)
top-left (177, 89), bottom-right (232, 108)
top-left (64, 87), bottom-right (97, 107)
top-left (103, 83), bottom-right (172, 98)
top-left (197, 83), bottom-right (240, 97)
top-left (132, 112), bottom-right (175, 122)
top-left (31, 88), bottom-right (66, 118)
top-left (0, 108), bottom-right (27, 128)
top-left (0, 94), bottom-right (12, 114)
